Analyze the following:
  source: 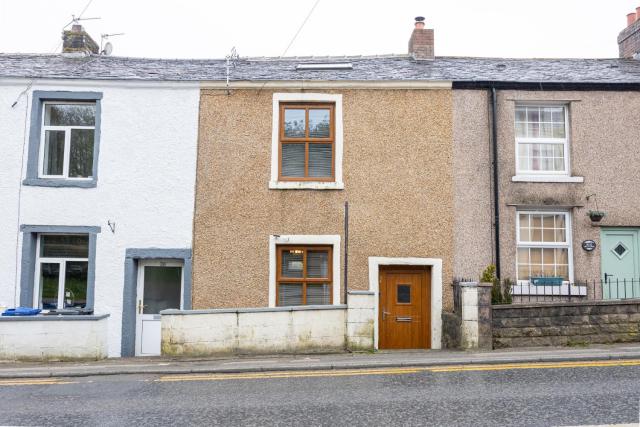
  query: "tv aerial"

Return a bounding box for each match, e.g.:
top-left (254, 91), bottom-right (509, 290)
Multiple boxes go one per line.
top-left (65, 14), bottom-right (101, 29)
top-left (100, 33), bottom-right (125, 55)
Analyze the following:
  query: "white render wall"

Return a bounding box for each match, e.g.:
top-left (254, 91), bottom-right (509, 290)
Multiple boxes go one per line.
top-left (162, 306), bottom-right (349, 356)
top-left (0, 316), bottom-right (109, 360)
top-left (0, 80), bottom-right (200, 357)
top-left (460, 282), bottom-right (479, 349)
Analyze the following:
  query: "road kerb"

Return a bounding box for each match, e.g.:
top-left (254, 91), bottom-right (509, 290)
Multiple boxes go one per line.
top-left (1, 351), bottom-right (640, 379)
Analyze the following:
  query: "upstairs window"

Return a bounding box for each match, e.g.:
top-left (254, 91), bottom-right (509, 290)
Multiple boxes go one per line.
top-left (276, 245), bottom-right (333, 306)
top-left (279, 103), bottom-right (335, 181)
top-left (515, 105), bottom-right (568, 175)
top-left (40, 102), bottom-right (96, 179)
top-left (24, 91), bottom-right (102, 188)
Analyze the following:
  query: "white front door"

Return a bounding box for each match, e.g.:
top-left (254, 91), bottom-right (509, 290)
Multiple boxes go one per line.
top-left (135, 260), bottom-right (184, 356)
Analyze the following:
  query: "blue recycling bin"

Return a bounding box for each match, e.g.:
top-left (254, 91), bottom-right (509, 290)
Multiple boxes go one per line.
top-left (1, 307), bottom-right (42, 316)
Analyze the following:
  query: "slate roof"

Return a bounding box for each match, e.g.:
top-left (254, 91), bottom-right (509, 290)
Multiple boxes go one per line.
top-left (1, 53), bottom-right (640, 84)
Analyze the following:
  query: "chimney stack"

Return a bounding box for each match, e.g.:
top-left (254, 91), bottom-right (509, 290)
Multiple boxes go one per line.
top-left (408, 16), bottom-right (434, 61)
top-left (618, 8), bottom-right (640, 58)
top-left (62, 24), bottom-right (99, 55)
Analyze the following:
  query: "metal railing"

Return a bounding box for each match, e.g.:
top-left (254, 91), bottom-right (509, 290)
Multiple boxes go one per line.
top-left (512, 279), bottom-right (640, 304)
top-left (453, 277), bottom-right (640, 305)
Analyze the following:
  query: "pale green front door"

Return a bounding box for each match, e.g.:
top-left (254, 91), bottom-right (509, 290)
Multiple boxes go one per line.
top-left (601, 228), bottom-right (640, 299)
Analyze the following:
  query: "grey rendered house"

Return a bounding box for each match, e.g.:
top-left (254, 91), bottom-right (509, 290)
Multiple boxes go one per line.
top-left (452, 10), bottom-right (640, 301)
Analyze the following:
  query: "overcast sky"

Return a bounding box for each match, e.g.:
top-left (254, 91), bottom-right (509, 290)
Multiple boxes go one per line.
top-left (0, 0), bottom-right (636, 59)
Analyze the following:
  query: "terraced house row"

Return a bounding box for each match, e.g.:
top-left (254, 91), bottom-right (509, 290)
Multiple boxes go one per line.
top-left (2, 15), bottom-right (640, 359)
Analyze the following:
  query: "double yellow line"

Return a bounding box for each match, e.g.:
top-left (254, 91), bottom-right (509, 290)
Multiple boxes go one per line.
top-left (3, 359), bottom-right (639, 386)
top-left (429, 358), bottom-right (640, 373)
top-left (0, 378), bottom-right (76, 387)
top-left (157, 359), bottom-right (640, 382)
top-left (157, 367), bottom-right (423, 382)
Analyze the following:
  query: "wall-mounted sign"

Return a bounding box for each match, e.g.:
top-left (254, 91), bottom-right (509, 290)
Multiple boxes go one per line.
top-left (582, 240), bottom-right (597, 252)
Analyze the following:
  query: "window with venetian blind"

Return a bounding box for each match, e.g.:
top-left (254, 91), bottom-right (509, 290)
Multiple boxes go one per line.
top-left (276, 245), bottom-right (332, 306)
top-left (279, 103), bottom-right (335, 181)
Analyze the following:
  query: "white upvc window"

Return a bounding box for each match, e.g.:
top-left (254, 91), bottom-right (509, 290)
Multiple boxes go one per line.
top-left (515, 105), bottom-right (569, 175)
top-left (34, 234), bottom-right (89, 310)
top-left (516, 211), bottom-right (573, 284)
top-left (39, 101), bottom-right (96, 179)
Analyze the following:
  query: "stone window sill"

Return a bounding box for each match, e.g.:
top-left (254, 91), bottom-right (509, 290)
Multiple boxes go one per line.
top-left (269, 181), bottom-right (344, 190)
top-left (511, 175), bottom-right (584, 183)
top-left (23, 178), bottom-right (97, 188)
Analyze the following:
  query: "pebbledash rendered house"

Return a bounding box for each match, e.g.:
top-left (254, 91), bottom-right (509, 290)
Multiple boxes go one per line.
top-left (2, 14), bottom-right (640, 359)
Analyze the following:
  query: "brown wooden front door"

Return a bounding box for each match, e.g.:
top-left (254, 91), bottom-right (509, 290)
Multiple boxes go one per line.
top-left (379, 266), bottom-right (430, 349)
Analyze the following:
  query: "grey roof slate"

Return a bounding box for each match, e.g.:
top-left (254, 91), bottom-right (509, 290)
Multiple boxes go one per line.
top-left (1, 53), bottom-right (640, 83)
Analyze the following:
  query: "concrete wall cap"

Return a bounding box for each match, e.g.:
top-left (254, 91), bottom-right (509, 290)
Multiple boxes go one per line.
top-left (0, 314), bottom-right (110, 321)
top-left (348, 290), bottom-right (375, 295)
top-left (492, 299), bottom-right (640, 310)
top-left (162, 305), bottom-right (348, 315)
top-left (457, 281), bottom-right (480, 287)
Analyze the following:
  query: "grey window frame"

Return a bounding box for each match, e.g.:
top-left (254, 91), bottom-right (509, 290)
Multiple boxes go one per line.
top-left (23, 91), bottom-right (103, 188)
top-left (19, 225), bottom-right (100, 310)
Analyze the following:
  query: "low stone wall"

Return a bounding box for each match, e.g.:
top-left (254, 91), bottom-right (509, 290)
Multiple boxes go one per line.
top-left (442, 282), bottom-right (492, 349)
top-left (162, 305), bottom-right (342, 356)
top-left (346, 291), bottom-right (375, 351)
top-left (163, 292), bottom-right (376, 356)
top-left (0, 314), bottom-right (109, 361)
top-left (493, 300), bottom-right (640, 348)
top-left (441, 312), bottom-right (461, 349)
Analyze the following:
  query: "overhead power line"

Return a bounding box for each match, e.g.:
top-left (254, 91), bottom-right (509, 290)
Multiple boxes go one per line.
top-left (255, 0), bottom-right (321, 97)
top-left (279, 0), bottom-right (321, 58)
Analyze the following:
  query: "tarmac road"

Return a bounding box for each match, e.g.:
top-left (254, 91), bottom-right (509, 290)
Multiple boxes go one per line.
top-left (1, 359), bottom-right (639, 426)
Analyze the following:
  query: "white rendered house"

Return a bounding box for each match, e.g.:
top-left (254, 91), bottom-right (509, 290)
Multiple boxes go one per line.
top-left (0, 28), bottom-right (200, 357)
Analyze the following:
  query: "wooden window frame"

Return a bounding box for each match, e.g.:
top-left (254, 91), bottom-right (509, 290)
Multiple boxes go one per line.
top-left (276, 245), bottom-right (333, 306)
top-left (278, 103), bottom-right (336, 182)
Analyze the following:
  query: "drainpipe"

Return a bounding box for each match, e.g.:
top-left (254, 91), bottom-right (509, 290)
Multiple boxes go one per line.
top-left (490, 87), bottom-right (501, 279)
top-left (344, 201), bottom-right (349, 305)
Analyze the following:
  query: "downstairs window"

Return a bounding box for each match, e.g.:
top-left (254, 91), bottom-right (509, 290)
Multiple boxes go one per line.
top-left (35, 234), bottom-right (89, 309)
top-left (276, 245), bottom-right (332, 306)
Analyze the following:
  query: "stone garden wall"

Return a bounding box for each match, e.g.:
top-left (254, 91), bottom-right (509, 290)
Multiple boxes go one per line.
top-left (492, 300), bottom-right (640, 348)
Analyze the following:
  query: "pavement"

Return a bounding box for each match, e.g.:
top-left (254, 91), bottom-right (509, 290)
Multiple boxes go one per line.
top-left (2, 343), bottom-right (640, 379)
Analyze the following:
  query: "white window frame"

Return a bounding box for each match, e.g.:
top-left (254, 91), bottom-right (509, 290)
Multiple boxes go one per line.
top-left (514, 211), bottom-right (583, 296)
top-left (270, 93), bottom-right (344, 190)
top-left (268, 235), bottom-right (341, 307)
top-left (38, 101), bottom-right (96, 180)
top-left (514, 104), bottom-right (571, 178)
top-left (33, 233), bottom-right (89, 309)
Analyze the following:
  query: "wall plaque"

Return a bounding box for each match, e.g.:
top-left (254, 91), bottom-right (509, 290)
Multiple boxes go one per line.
top-left (582, 240), bottom-right (596, 252)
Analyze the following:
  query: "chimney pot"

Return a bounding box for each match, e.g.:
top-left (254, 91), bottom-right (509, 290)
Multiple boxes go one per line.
top-left (627, 12), bottom-right (637, 27)
top-left (408, 16), bottom-right (434, 61)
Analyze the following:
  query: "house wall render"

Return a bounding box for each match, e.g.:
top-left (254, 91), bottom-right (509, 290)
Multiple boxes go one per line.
top-left (0, 82), bottom-right (200, 357)
top-left (453, 89), bottom-right (640, 282)
top-left (193, 88), bottom-right (455, 311)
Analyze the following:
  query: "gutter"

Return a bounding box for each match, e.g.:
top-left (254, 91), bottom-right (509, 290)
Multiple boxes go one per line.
top-left (490, 87), bottom-right (501, 279)
top-left (453, 81), bottom-right (640, 91)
